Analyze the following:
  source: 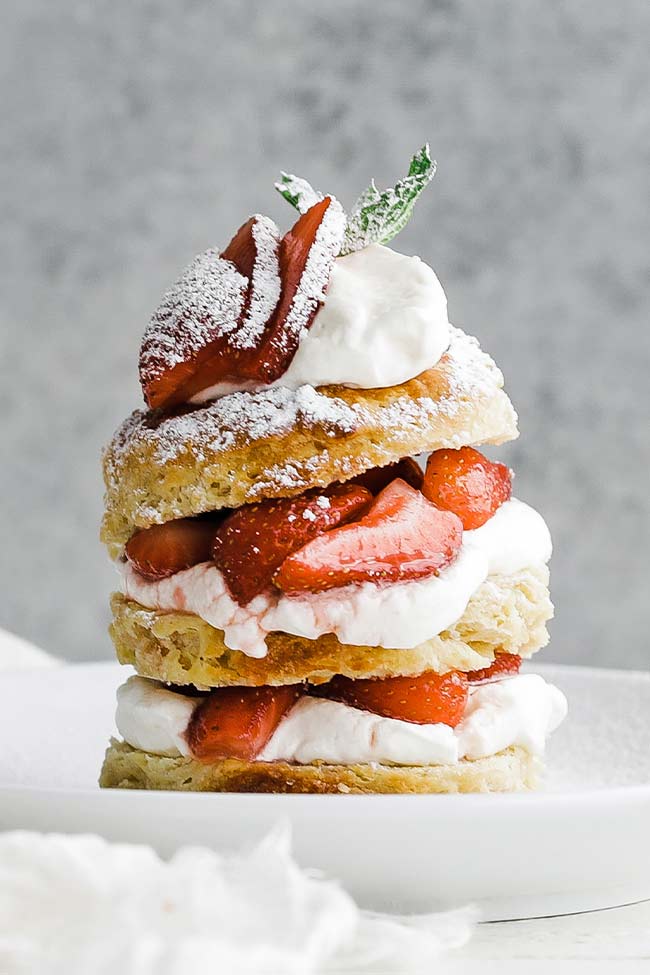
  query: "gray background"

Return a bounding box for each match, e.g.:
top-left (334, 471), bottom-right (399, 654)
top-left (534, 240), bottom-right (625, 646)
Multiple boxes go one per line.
top-left (1, 1), bottom-right (648, 667)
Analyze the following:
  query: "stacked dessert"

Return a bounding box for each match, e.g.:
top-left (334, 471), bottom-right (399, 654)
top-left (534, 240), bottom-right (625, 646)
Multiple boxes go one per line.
top-left (100, 148), bottom-right (566, 793)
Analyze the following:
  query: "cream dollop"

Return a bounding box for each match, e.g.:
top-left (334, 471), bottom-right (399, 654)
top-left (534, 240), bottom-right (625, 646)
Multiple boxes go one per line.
top-left (115, 674), bottom-right (567, 766)
top-left (120, 499), bottom-right (551, 660)
top-left (465, 495), bottom-right (552, 573)
top-left (115, 676), bottom-right (195, 757)
top-left (276, 244), bottom-right (450, 389)
top-left (190, 244), bottom-right (450, 402)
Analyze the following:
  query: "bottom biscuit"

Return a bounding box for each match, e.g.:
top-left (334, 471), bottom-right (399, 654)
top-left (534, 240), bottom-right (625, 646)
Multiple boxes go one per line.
top-left (99, 739), bottom-right (540, 794)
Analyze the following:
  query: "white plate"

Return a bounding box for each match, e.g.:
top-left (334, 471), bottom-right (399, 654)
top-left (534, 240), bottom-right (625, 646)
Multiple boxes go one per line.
top-left (1, 661), bottom-right (648, 921)
top-left (0, 625), bottom-right (60, 670)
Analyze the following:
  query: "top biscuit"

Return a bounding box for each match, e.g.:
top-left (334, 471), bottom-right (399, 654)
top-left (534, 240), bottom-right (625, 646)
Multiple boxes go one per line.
top-left (101, 327), bottom-right (517, 556)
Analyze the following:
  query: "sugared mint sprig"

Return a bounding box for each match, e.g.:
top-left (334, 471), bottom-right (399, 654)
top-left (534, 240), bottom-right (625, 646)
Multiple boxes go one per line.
top-left (275, 173), bottom-right (324, 214)
top-left (274, 145), bottom-right (436, 255)
top-left (341, 145), bottom-right (436, 254)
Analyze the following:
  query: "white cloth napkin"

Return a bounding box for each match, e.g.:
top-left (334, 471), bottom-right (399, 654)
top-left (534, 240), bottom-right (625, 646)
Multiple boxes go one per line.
top-left (0, 826), bottom-right (474, 974)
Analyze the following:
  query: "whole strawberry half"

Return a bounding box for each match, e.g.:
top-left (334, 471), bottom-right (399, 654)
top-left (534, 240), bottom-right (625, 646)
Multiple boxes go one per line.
top-left (125, 518), bottom-right (220, 581)
top-left (274, 478), bottom-right (463, 594)
top-left (422, 446), bottom-right (512, 530)
top-left (187, 684), bottom-right (301, 762)
top-left (319, 670), bottom-right (469, 727)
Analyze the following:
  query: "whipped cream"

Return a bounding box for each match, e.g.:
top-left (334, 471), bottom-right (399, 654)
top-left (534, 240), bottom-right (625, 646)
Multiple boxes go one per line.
top-left (120, 498), bottom-right (551, 659)
top-left (190, 244), bottom-right (451, 402)
top-left (116, 674), bottom-right (567, 766)
top-left (115, 677), bottom-right (195, 757)
top-left (465, 497), bottom-right (552, 575)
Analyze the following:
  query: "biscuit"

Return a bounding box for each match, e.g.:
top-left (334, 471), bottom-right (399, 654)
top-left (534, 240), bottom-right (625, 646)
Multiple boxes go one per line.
top-left (100, 739), bottom-right (539, 793)
top-left (109, 565), bottom-right (551, 688)
top-left (101, 328), bottom-right (518, 556)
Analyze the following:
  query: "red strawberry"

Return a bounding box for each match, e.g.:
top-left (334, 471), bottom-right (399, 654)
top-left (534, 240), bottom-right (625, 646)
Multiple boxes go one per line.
top-left (125, 518), bottom-right (219, 580)
top-left (187, 684), bottom-right (301, 762)
top-left (140, 215), bottom-right (282, 410)
top-left (468, 653), bottom-right (522, 683)
top-left (422, 447), bottom-right (512, 530)
top-left (140, 200), bottom-right (344, 409)
top-left (238, 197), bottom-right (346, 383)
top-left (212, 484), bottom-right (372, 605)
top-left (274, 479), bottom-right (463, 594)
top-left (173, 215), bottom-right (286, 403)
top-left (320, 671), bottom-right (468, 727)
top-left (349, 457), bottom-right (424, 495)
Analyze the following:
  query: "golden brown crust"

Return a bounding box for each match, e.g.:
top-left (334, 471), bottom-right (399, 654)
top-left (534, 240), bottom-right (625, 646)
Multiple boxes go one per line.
top-left (101, 328), bottom-right (518, 556)
top-left (99, 739), bottom-right (539, 793)
top-left (109, 565), bottom-right (551, 688)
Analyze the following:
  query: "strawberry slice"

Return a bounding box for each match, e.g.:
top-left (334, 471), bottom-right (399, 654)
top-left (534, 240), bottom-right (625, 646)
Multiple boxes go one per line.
top-left (320, 671), bottom-right (468, 727)
top-left (238, 197), bottom-right (346, 383)
top-left (468, 653), bottom-right (521, 683)
top-left (139, 215), bottom-right (282, 410)
top-left (212, 484), bottom-right (372, 605)
top-left (349, 457), bottom-right (424, 495)
top-left (422, 446), bottom-right (512, 531)
top-left (274, 479), bottom-right (463, 594)
top-left (174, 215), bottom-right (285, 403)
top-left (139, 199), bottom-right (344, 408)
top-left (125, 518), bottom-right (219, 580)
top-left (187, 684), bottom-right (301, 762)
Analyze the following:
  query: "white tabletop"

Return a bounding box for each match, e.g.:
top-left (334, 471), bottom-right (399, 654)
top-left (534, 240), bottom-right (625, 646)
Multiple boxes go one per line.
top-left (447, 899), bottom-right (650, 972)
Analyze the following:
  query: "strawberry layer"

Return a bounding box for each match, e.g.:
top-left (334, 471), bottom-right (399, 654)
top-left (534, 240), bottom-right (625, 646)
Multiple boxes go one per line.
top-left (115, 673), bottom-right (567, 766)
top-left (120, 499), bottom-right (551, 659)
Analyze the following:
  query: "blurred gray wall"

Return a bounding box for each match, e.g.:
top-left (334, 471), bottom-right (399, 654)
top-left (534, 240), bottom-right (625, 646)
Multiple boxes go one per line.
top-left (1, 0), bottom-right (648, 667)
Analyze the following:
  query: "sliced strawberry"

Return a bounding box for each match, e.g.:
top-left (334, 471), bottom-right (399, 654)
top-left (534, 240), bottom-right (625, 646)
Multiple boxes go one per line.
top-left (468, 653), bottom-right (522, 683)
top-left (125, 518), bottom-right (219, 580)
top-left (349, 457), bottom-right (424, 495)
top-left (187, 684), bottom-right (301, 762)
top-left (212, 484), bottom-right (372, 605)
top-left (238, 197), bottom-right (346, 383)
top-left (222, 214), bottom-right (260, 271)
top-left (422, 446), bottom-right (512, 531)
top-left (274, 479), bottom-right (463, 594)
top-left (174, 216), bottom-right (285, 403)
top-left (139, 215), bottom-right (282, 410)
top-left (320, 671), bottom-right (468, 727)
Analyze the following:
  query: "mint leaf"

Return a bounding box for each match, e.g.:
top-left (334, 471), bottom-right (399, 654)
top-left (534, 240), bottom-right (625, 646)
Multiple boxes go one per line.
top-left (274, 145), bottom-right (436, 254)
top-left (274, 172), bottom-right (324, 214)
top-left (340, 145), bottom-right (436, 254)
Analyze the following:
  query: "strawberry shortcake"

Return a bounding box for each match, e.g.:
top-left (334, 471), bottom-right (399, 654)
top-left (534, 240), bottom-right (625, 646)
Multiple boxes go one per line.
top-left (100, 148), bottom-right (566, 793)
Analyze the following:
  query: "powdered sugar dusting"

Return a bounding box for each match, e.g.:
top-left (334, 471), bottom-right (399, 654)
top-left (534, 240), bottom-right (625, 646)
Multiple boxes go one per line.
top-left (106, 384), bottom-right (361, 477)
top-left (277, 198), bottom-right (346, 356)
top-left (109, 327), bottom-right (504, 469)
top-left (445, 326), bottom-right (504, 400)
top-left (253, 454), bottom-right (337, 496)
top-left (140, 250), bottom-right (247, 382)
top-left (236, 215), bottom-right (282, 350)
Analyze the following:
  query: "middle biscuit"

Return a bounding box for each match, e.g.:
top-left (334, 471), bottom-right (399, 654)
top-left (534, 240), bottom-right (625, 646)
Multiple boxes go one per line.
top-left (110, 563), bottom-right (551, 689)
